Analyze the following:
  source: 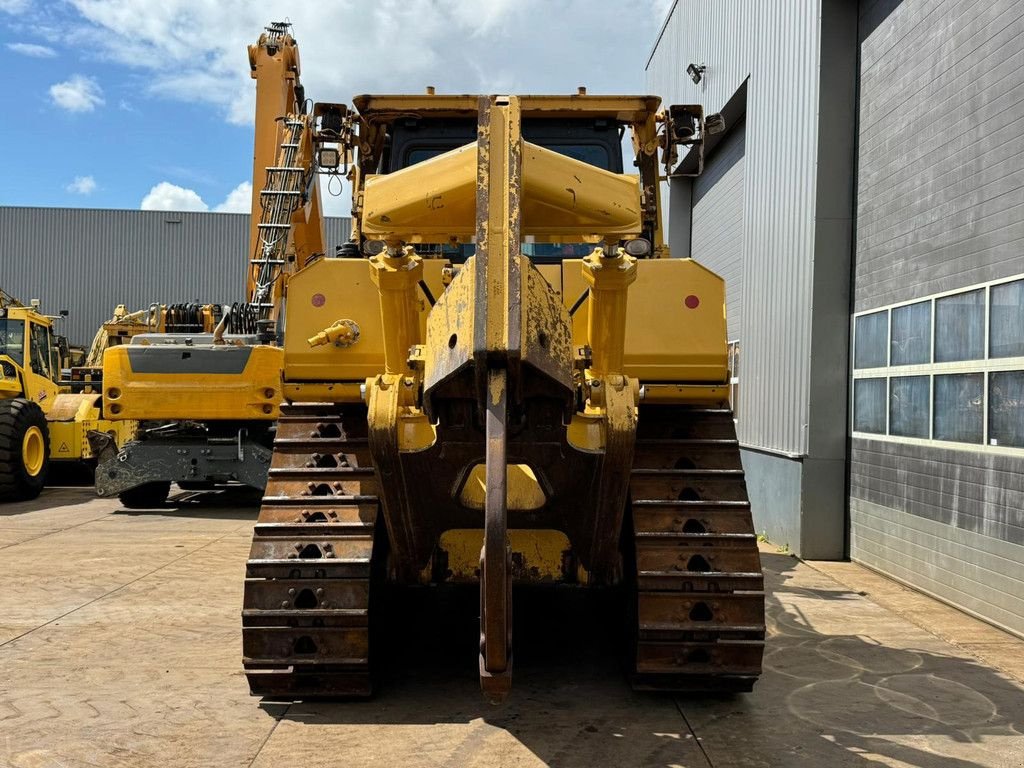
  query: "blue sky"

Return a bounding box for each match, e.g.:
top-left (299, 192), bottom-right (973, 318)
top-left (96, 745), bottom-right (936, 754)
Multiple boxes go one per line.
top-left (0, 0), bottom-right (670, 217)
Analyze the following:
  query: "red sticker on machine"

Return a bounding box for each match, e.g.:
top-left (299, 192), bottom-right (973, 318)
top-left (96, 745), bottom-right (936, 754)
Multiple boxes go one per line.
top-left (311, 293), bottom-right (326, 307)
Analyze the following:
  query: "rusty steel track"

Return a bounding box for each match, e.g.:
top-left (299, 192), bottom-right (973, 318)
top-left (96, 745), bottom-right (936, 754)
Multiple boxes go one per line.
top-left (628, 405), bottom-right (765, 692)
top-left (242, 403), bottom-right (380, 698)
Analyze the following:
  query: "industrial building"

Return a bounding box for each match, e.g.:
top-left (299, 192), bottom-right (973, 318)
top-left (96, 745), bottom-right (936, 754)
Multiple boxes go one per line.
top-left (0, 207), bottom-right (351, 347)
top-left (649, 0), bottom-right (1024, 637)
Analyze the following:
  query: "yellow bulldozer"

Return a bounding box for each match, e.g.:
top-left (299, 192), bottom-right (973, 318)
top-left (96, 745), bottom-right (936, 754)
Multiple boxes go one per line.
top-left (0, 289), bottom-right (135, 501)
top-left (239, 59), bottom-right (765, 697)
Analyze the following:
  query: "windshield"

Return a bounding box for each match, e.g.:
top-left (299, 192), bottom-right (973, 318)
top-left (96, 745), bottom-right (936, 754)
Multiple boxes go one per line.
top-left (0, 319), bottom-right (25, 366)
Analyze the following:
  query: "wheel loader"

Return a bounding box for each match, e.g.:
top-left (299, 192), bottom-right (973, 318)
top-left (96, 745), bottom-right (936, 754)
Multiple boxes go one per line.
top-left (0, 289), bottom-right (135, 501)
top-left (241, 84), bottom-right (765, 700)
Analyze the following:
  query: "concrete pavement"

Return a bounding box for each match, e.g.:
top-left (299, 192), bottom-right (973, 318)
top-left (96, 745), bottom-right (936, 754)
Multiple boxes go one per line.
top-left (1, 487), bottom-right (1021, 767)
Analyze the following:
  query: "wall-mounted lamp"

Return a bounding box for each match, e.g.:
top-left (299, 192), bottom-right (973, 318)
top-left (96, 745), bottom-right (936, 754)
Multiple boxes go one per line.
top-left (686, 62), bottom-right (706, 85)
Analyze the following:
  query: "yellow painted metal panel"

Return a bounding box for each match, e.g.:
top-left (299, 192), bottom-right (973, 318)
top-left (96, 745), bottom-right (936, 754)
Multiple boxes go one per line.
top-left (362, 144), bottom-right (477, 239)
top-left (563, 258), bottom-right (728, 383)
top-left (521, 143), bottom-right (641, 237)
top-left (283, 257), bottom-right (447, 382)
top-left (438, 529), bottom-right (570, 582)
top-left (458, 464), bottom-right (547, 511)
top-left (103, 345), bottom-right (283, 421)
top-left (534, 264), bottom-right (561, 295)
top-left (361, 141), bottom-right (641, 241)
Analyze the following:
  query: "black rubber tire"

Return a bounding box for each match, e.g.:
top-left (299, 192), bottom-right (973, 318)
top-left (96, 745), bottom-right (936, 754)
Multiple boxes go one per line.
top-left (0, 398), bottom-right (50, 502)
top-left (118, 481), bottom-right (171, 509)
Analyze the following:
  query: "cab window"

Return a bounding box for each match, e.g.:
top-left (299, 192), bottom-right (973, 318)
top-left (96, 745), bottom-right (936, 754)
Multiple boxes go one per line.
top-left (29, 322), bottom-right (52, 379)
top-left (0, 319), bottom-right (25, 366)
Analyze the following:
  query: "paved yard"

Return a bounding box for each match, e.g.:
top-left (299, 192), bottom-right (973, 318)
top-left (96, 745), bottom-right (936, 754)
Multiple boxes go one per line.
top-left (1, 487), bottom-right (1022, 767)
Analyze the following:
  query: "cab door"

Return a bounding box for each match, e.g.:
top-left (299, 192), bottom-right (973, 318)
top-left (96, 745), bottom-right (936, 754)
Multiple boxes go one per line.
top-left (24, 320), bottom-right (59, 412)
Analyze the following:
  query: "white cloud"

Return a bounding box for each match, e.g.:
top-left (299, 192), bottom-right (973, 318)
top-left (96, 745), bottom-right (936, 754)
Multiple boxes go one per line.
top-left (7, 42), bottom-right (57, 57)
top-left (49, 74), bottom-right (104, 112)
top-left (139, 177), bottom-right (352, 217)
top-left (66, 175), bottom-right (97, 194)
top-left (213, 181), bottom-right (251, 213)
top-left (140, 181), bottom-right (208, 212)
top-left (58, 1), bottom-right (665, 126)
top-left (0, 0), bottom-right (30, 13)
top-left (140, 180), bottom-right (262, 213)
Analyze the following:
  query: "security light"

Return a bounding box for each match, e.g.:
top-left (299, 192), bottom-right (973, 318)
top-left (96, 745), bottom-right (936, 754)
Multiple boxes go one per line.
top-left (687, 62), bottom-right (706, 85)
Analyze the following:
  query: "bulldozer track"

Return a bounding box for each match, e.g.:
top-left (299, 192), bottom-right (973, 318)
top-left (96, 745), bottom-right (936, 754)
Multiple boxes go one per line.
top-left (243, 403), bottom-right (763, 697)
top-left (629, 405), bottom-right (765, 693)
top-left (242, 403), bottom-right (380, 698)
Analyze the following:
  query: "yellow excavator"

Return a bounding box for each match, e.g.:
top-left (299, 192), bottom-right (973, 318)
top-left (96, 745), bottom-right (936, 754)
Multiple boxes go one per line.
top-left (239, 46), bottom-right (764, 698)
top-left (0, 289), bottom-right (135, 501)
top-left (89, 22), bottom-right (322, 508)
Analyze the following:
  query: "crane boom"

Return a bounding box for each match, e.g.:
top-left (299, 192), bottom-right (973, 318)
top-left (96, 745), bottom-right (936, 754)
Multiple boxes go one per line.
top-left (246, 22), bottom-right (325, 328)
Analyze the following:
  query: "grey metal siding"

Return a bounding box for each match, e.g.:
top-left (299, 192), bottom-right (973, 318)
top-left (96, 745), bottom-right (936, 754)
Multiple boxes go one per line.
top-left (854, 0), bottom-right (1024, 313)
top-left (647, 0), bottom-right (823, 457)
top-left (850, 0), bottom-right (1024, 632)
top-left (852, 440), bottom-right (1024, 545)
top-left (691, 120), bottom-right (746, 341)
top-left (851, 496), bottom-right (1024, 639)
top-left (649, 0), bottom-right (857, 559)
top-left (0, 207), bottom-right (351, 346)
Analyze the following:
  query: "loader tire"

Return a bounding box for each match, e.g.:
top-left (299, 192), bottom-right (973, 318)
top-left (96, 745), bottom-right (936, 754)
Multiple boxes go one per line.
top-left (118, 481), bottom-right (171, 509)
top-left (0, 398), bottom-right (50, 502)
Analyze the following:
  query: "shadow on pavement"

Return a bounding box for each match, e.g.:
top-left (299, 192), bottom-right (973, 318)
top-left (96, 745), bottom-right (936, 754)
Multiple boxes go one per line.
top-left (112, 485), bottom-right (263, 520)
top-left (0, 485), bottom-right (100, 517)
top-left (261, 551), bottom-right (1024, 767)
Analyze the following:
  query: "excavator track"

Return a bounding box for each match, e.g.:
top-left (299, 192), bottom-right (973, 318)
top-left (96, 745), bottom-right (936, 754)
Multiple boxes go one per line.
top-left (628, 405), bottom-right (765, 693)
top-left (242, 403), bottom-right (380, 698)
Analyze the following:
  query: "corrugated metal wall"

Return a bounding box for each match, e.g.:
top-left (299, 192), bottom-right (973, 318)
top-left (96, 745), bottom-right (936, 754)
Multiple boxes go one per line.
top-left (691, 120), bottom-right (746, 341)
top-left (647, 0), bottom-right (822, 456)
top-left (850, 0), bottom-right (1024, 637)
top-left (0, 207), bottom-right (351, 346)
top-left (854, 0), bottom-right (1024, 312)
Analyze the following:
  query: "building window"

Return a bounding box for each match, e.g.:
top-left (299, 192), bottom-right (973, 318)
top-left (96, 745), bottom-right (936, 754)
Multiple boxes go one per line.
top-left (890, 301), bottom-right (930, 365)
top-left (933, 373), bottom-right (983, 444)
top-left (989, 371), bottom-right (1024, 448)
top-left (935, 289), bottom-right (984, 362)
top-left (854, 310), bottom-right (888, 368)
top-left (854, 378), bottom-right (886, 433)
top-left (889, 376), bottom-right (929, 438)
top-left (851, 274), bottom-right (1024, 454)
top-left (990, 279), bottom-right (1024, 358)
